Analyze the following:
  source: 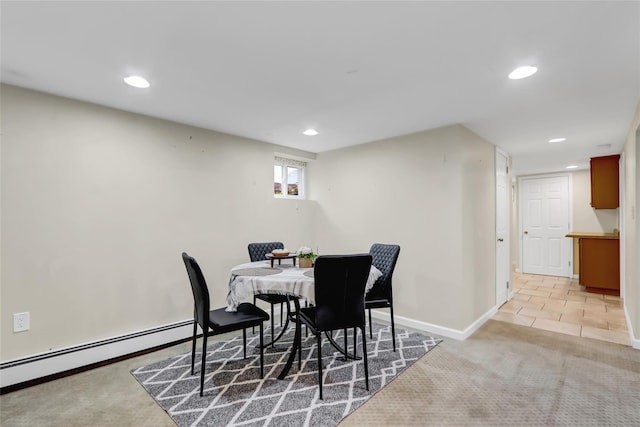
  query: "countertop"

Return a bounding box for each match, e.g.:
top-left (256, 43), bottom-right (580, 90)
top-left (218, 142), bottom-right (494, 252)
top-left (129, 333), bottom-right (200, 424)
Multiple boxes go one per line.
top-left (565, 231), bottom-right (620, 239)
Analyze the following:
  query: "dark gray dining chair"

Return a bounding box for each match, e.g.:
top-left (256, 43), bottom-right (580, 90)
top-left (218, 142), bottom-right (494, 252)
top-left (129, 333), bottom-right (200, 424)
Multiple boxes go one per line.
top-left (297, 254), bottom-right (372, 399)
top-left (182, 252), bottom-right (269, 396)
top-left (365, 243), bottom-right (401, 351)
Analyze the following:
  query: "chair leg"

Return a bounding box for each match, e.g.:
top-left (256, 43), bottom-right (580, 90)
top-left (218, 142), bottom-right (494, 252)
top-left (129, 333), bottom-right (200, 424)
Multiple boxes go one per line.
top-left (259, 323), bottom-right (264, 378)
top-left (353, 327), bottom-right (357, 358)
top-left (317, 332), bottom-right (323, 400)
top-left (191, 320), bottom-right (197, 375)
top-left (252, 295), bottom-right (257, 334)
top-left (297, 315), bottom-right (303, 370)
top-left (361, 326), bottom-right (369, 391)
top-left (298, 338), bottom-right (302, 370)
top-left (270, 303), bottom-right (275, 348)
top-left (280, 302), bottom-right (283, 326)
top-left (368, 308), bottom-right (373, 339)
top-left (343, 328), bottom-right (347, 356)
top-left (390, 304), bottom-right (396, 352)
top-left (243, 328), bottom-right (247, 359)
top-left (200, 333), bottom-right (208, 397)
top-left (304, 300), bottom-right (309, 337)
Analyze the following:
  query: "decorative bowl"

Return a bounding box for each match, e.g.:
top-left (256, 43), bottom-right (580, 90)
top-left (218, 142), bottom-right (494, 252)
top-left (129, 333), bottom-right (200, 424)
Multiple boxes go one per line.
top-left (271, 250), bottom-right (290, 257)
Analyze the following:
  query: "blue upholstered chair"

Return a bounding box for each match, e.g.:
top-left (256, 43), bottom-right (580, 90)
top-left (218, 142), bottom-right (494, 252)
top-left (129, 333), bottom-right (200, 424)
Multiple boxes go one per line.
top-left (365, 243), bottom-right (401, 351)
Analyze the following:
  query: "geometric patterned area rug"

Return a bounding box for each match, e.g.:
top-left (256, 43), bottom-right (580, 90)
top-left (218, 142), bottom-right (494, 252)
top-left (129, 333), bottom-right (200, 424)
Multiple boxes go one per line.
top-left (131, 323), bottom-right (441, 427)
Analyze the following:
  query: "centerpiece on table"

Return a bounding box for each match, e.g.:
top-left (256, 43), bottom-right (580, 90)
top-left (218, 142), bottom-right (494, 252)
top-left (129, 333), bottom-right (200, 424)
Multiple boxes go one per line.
top-left (297, 246), bottom-right (317, 268)
top-left (271, 248), bottom-right (290, 257)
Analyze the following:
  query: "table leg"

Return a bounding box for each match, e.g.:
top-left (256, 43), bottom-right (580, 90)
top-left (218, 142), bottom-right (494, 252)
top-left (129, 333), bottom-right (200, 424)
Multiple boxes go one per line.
top-left (325, 331), bottom-right (361, 360)
top-left (277, 297), bottom-right (301, 380)
top-left (260, 298), bottom-right (293, 348)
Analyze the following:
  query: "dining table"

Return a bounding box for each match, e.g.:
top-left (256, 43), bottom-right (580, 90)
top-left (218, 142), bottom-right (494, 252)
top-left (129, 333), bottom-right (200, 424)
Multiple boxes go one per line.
top-left (226, 259), bottom-right (382, 379)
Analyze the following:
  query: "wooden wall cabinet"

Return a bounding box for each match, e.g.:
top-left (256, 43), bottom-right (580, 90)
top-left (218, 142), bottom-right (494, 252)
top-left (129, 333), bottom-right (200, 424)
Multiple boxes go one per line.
top-left (590, 155), bottom-right (620, 209)
top-left (578, 237), bottom-right (620, 295)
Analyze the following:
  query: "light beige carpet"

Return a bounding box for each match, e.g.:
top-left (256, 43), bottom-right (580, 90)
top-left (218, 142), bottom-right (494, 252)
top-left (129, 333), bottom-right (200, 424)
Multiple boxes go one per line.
top-left (341, 320), bottom-right (640, 426)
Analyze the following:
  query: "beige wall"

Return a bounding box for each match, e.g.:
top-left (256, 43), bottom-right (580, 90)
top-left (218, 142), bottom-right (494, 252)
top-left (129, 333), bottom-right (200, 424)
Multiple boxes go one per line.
top-left (3, 84), bottom-right (635, 366)
top-left (622, 99), bottom-right (639, 344)
top-left (1, 85), bottom-right (318, 360)
top-left (309, 125), bottom-right (496, 331)
top-left (2, 86), bottom-right (497, 362)
top-left (571, 169), bottom-right (619, 233)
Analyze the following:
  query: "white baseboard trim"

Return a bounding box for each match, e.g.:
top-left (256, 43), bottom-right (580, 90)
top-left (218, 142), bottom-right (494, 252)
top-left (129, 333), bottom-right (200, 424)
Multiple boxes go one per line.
top-left (369, 306), bottom-right (498, 341)
top-left (624, 304), bottom-right (640, 350)
top-left (0, 319), bottom-right (193, 389)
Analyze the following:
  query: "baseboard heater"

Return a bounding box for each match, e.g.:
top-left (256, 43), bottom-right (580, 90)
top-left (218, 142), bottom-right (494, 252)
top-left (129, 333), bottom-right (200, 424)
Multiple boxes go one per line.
top-left (0, 319), bottom-right (193, 394)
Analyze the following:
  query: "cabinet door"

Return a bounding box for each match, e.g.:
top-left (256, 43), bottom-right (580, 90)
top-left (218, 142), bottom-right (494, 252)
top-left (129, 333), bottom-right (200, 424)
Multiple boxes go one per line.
top-left (590, 155), bottom-right (620, 209)
top-left (579, 238), bottom-right (620, 291)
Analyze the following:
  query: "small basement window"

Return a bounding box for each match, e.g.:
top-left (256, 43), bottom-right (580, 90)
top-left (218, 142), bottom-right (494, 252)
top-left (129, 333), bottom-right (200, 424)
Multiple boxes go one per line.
top-left (274, 156), bottom-right (306, 199)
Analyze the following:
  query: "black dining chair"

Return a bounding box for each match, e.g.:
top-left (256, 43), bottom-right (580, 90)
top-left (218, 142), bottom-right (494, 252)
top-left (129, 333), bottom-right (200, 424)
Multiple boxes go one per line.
top-left (182, 252), bottom-right (269, 397)
top-left (365, 243), bottom-right (401, 351)
top-left (248, 242), bottom-right (293, 345)
top-left (297, 254), bottom-right (372, 400)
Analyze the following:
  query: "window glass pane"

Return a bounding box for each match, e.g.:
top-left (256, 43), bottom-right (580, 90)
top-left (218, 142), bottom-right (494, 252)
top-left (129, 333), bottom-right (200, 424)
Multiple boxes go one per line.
top-left (274, 157), bottom-right (306, 199)
top-left (274, 165), bottom-right (283, 195)
top-left (287, 166), bottom-right (299, 195)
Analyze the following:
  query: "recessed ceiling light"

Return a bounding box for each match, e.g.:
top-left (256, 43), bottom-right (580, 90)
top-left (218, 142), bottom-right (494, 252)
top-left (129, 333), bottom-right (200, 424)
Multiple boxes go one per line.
top-left (548, 137), bottom-right (566, 143)
top-left (566, 165), bottom-right (579, 169)
top-left (508, 66), bottom-right (538, 80)
top-left (303, 129), bottom-right (318, 136)
top-left (124, 75), bottom-right (150, 88)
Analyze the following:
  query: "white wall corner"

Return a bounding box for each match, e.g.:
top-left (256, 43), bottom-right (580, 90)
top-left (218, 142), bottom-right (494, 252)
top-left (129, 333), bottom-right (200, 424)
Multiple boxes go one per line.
top-left (624, 304), bottom-right (640, 350)
top-left (369, 306), bottom-right (498, 341)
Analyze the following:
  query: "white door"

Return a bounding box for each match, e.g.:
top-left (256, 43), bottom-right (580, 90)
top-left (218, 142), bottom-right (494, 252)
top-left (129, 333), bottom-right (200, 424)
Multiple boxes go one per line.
top-left (496, 150), bottom-right (510, 305)
top-left (520, 175), bottom-right (571, 277)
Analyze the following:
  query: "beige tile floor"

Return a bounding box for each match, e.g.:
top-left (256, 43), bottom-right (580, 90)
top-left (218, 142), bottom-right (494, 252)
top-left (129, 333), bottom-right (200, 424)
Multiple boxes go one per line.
top-left (493, 272), bottom-right (631, 346)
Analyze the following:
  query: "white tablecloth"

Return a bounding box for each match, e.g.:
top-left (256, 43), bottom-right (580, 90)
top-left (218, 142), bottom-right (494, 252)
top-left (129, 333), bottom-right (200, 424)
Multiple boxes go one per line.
top-left (226, 260), bottom-right (382, 311)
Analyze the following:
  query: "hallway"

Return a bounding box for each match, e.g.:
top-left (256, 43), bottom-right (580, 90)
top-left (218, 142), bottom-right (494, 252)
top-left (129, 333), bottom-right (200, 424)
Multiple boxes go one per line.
top-left (493, 272), bottom-right (630, 346)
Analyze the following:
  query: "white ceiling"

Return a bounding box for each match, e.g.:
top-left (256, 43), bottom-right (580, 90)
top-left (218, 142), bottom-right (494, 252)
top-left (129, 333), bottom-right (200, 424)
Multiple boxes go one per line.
top-left (2, 1), bottom-right (639, 175)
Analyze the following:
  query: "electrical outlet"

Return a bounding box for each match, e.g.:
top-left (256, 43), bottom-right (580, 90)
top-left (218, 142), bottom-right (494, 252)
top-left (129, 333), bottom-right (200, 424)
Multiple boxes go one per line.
top-left (13, 312), bottom-right (30, 332)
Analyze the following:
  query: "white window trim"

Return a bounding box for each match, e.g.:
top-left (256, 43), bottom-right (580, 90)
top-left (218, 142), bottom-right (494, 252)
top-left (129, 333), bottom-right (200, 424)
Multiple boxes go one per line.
top-left (274, 156), bottom-right (306, 199)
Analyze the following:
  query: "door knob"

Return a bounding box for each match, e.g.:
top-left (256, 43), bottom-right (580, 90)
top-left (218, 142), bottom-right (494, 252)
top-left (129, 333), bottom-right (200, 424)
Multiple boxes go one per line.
top-left (524, 231), bottom-right (529, 235)
top-left (497, 238), bottom-right (504, 242)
